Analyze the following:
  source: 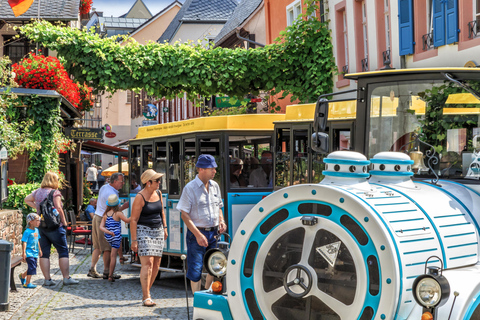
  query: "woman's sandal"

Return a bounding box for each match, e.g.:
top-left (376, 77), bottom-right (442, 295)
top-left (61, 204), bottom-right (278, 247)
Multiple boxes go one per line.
top-left (108, 275), bottom-right (115, 282)
top-left (119, 257), bottom-right (128, 265)
top-left (142, 298), bottom-right (156, 307)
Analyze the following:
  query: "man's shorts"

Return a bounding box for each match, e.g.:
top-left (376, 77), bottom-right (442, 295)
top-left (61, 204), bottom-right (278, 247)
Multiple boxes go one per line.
top-left (26, 257), bottom-right (37, 275)
top-left (92, 215), bottom-right (112, 252)
top-left (186, 228), bottom-right (218, 282)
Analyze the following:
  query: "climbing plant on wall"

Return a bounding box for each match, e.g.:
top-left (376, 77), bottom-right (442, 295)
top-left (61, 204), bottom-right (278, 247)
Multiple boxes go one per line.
top-left (18, 1), bottom-right (335, 105)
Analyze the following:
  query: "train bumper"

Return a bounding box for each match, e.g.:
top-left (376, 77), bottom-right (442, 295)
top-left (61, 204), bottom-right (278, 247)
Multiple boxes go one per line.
top-left (193, 291), bottom-right (233, 320)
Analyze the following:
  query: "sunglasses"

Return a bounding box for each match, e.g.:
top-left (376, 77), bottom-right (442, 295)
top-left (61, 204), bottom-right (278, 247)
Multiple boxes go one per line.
top-left (152, 178), bottom-right (161, 183)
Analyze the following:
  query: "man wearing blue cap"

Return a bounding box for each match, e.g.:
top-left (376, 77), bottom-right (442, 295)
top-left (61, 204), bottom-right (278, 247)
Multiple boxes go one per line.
top-left (177, 154), bottom-right (227, 293)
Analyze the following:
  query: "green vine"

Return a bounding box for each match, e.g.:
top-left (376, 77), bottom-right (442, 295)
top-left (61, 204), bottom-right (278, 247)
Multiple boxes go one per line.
top-left (18, 1), bottom-right (335, 105)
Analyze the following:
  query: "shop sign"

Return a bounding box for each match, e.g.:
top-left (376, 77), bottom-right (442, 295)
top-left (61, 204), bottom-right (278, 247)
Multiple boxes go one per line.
top-left (105, 132), bottom-right (116, 138)
top-left (143, 104), bottom-right (158, 120)
top-left (65, 128), bottom-right (103, 141)
top-left (142, 120), bottom-right (158, 126)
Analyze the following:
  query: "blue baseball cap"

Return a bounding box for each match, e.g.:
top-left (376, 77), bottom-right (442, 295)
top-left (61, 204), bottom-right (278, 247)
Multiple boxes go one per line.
top-left (196, 154), bottom-right (217, 168)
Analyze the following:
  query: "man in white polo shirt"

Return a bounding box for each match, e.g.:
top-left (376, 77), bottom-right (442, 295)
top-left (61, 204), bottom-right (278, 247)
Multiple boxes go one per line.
top-left (177, 154), bottom-right (227, 293)
top-left (87, 172), bottom-right (129, 279)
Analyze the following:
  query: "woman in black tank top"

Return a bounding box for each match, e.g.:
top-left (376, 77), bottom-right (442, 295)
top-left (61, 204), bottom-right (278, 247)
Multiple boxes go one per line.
top-left (130, 169), bottom-right (168, 307)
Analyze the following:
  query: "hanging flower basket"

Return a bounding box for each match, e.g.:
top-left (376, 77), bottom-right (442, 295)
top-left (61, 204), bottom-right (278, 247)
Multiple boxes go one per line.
top-left (79, 0), bottom-right (93, 15)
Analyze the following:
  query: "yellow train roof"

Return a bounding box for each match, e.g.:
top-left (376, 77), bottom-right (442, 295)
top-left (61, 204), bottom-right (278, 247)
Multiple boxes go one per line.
top-left (135, 113), bottom-right (285, 140)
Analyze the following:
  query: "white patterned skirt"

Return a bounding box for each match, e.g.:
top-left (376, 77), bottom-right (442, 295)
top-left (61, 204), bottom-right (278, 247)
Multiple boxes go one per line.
top-left (137, 225), bottom-right (164, 257)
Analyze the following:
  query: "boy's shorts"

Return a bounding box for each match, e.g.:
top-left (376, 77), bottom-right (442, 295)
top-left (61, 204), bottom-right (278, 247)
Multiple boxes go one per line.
top-left (26, 257), bottom-right (37, 276)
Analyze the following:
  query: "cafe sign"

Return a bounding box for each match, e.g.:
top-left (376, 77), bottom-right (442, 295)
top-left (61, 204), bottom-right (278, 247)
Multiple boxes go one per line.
top-left (65, 128), bottom-right (103, 141)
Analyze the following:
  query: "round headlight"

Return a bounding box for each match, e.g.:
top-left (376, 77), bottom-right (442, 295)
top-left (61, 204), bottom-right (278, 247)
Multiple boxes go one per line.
top-left (207, 250), bottom-right (228, 277)
top-left (412, 274), bottom-right (450, 308)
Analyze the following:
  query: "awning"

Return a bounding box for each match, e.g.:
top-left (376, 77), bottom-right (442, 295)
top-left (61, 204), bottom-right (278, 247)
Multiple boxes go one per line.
top-left (82, 141), bottom-right (128, 156)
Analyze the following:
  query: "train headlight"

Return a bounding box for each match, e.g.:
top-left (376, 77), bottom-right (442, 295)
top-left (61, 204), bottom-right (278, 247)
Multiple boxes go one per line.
top-left (412, 267), bottom-right (450, 308)
top-left (204, 242), bottom-right (229, 278)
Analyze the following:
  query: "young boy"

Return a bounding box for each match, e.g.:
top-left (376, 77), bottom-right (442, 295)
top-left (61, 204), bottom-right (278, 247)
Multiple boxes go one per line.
top-left (19, 213), bottom-right (42, 289)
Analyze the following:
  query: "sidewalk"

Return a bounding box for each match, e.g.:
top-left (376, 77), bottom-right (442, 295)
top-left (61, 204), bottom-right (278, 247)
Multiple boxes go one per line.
top-left (2, 242), bottom-right (193, 320)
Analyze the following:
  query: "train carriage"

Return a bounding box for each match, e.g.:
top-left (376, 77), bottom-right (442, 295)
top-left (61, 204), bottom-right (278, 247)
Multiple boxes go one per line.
top-left (193, 68), bottom-right (480, 320)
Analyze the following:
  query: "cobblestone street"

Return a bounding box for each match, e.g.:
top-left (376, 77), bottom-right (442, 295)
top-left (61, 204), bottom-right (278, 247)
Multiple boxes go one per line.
top-left (2, 244), bottom-right (193, 320)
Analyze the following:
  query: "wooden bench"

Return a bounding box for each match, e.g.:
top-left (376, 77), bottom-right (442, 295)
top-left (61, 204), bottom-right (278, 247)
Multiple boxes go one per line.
top-left (10, 256), bottom-right (22, 292)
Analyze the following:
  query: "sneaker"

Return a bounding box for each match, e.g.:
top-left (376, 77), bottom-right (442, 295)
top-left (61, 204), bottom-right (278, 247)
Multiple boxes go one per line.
top-left (87, 269), bottom-right (102, 278)
top-left (18, 274), bottom-right (26, 285)
top-left (103, 273), bottom-right (121, 280)
top-left (43, 279), bottom-right (56, 286)
top-left (23, 283), bottom-right (37, 289)
top-left (63, 277), bottom-right (79, 285)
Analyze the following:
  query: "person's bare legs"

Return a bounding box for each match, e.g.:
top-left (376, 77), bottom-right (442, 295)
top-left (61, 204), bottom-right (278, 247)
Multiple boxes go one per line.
top-left (90, 248), bottom-right (101, 271)
top-left (39, 257), bottom-right (51, 280)
top-left (103, 250), bottom-right (111, 274)
top-left (149, 257), bottom-right (161, 288)
top-left (140, 256), bottom-right (154, 302)
top-left (109, 248), bottom-right (118, 277)
top-left (59, 257), bottom-right (70, 279)
top-left (205, 274), bottom-right (214, 290)
top-left (190, 280), bottom-right (201, 294)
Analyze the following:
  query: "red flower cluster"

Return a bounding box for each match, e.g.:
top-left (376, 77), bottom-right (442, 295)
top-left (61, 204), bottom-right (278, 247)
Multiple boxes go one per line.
top-left (58, 141), bottom-right (72, 154)
top-left (79, 0), bottom-right (93, 15)
top-left (7, 178), bottom-right (14, 186)
top-left (12, 53), bottom-right (93, 110)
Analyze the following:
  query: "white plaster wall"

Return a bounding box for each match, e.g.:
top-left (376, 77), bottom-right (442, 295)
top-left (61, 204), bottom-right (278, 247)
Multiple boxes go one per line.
top-left (406, 45), bottom-right (480, 68)
top-left (171, 23), bottom-right (225, 45)
top-left (243, 5), bottom-right (266, 46)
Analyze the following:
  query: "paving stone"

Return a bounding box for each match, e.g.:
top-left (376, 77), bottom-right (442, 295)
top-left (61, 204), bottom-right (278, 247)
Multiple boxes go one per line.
top-left (1, 242), bottom-right (193, 320)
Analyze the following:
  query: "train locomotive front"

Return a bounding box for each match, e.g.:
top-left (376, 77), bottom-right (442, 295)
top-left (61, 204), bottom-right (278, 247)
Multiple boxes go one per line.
top-left (194, 151), bottom-right (480, 320)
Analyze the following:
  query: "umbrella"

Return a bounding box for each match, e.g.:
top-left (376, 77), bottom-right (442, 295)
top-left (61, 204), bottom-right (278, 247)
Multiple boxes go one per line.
top-left (101, 162), bottom-right (128, 177)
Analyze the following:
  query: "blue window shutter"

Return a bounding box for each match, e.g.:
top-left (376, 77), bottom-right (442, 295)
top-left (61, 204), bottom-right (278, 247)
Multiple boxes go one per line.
top-left (398, 0), bottom-right (414, 55)
top-left (433, 0), bottom-right (446, 47)
top-left (445, 0), bottom-right (458, 44)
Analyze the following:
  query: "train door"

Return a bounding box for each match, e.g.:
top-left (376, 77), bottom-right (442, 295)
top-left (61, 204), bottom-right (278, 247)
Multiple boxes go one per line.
top-left (165, 139), bottom-right (184, 254)
top-left (226, 134), bottom-right (274, 237)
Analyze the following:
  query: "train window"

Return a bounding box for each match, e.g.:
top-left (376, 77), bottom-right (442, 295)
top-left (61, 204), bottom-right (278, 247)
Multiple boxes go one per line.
top-left (244, 241), bottom-right (259, 278)
top-left (168, 142), bottom-right (180, 195)
top-left (142, 145), bottom-right (153, 169)
top-left (311, 152), bottom-right (325, 183)
top-left (130, 145), bottom-right (141, 193)
top-left (369, 79), bottom-right (480, 180)
top-left (154, 141), bottom-right (167, 192)
top-left (297, 202), bottom-right (332, 216)
top-left (276, 128), bottom-right (291, 187)
top-left (262, 227), bottom-right (305, 292)
top-left (184, 137), bottom-right (196, 186)
top-left (293, 130), bottom-right (309, 185)
top-left (272, 295), bottom-right (340, 320)
top-left (308, 229), bottom-right (357, 305)
top-left (199, 138), bottom-right (222, 189)
top-left (228, 135), bottom-right (272, 189)
top-left (340, 215), bottom-right (368, 245)
top-left (260, 208), bottom-right (289, 234)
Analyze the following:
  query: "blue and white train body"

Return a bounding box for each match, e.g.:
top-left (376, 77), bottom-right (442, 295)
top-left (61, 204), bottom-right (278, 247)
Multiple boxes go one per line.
top-left (194, 151), bottom-right (480, 320)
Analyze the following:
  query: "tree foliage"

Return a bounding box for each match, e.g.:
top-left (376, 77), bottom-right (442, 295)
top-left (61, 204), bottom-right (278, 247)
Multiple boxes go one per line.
top-left (19, 1), bottom-right (335, 104)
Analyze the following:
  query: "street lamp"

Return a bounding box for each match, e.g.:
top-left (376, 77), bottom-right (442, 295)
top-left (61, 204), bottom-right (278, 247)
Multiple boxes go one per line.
top-left (95, 95), bottom-right (102, 108)
top-left (89, 109), bottom-right (95, 117)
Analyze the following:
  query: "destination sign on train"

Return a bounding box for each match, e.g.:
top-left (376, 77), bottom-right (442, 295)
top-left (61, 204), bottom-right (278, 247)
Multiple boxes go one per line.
top-left (65, 128), bottom-right (103, 141)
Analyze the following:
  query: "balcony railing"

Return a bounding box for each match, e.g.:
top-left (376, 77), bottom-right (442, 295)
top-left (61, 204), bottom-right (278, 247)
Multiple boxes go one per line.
top-left (422, 32), bottom-right (434, 50)
top-left (361, 58), bottom-right (368, 72)
top-left (468, 19), bottom-right (480, 39)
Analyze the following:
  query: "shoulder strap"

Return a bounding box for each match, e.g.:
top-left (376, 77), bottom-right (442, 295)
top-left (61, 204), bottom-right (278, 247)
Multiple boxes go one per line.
top-left (138, 192), bottom-right (146, 202)
top-left (48, 189), bottom-right (56, 201)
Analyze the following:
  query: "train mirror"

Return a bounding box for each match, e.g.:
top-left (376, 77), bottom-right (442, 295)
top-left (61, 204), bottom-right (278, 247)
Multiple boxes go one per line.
top-left (311, 132), bottom-right (329, 154)
top-left (314, 97), bottom-right (328, 132)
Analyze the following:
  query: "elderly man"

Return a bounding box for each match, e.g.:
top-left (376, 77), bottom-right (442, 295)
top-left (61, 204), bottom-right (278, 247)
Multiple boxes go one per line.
top-left (85, 198), bottom-right (97, 221)
top-left (87, 172), bottom-right (129, 279)
top-left (177, 154), bottom-right (227, 293)
top-left (249, 151), bottom-right (273, 187)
